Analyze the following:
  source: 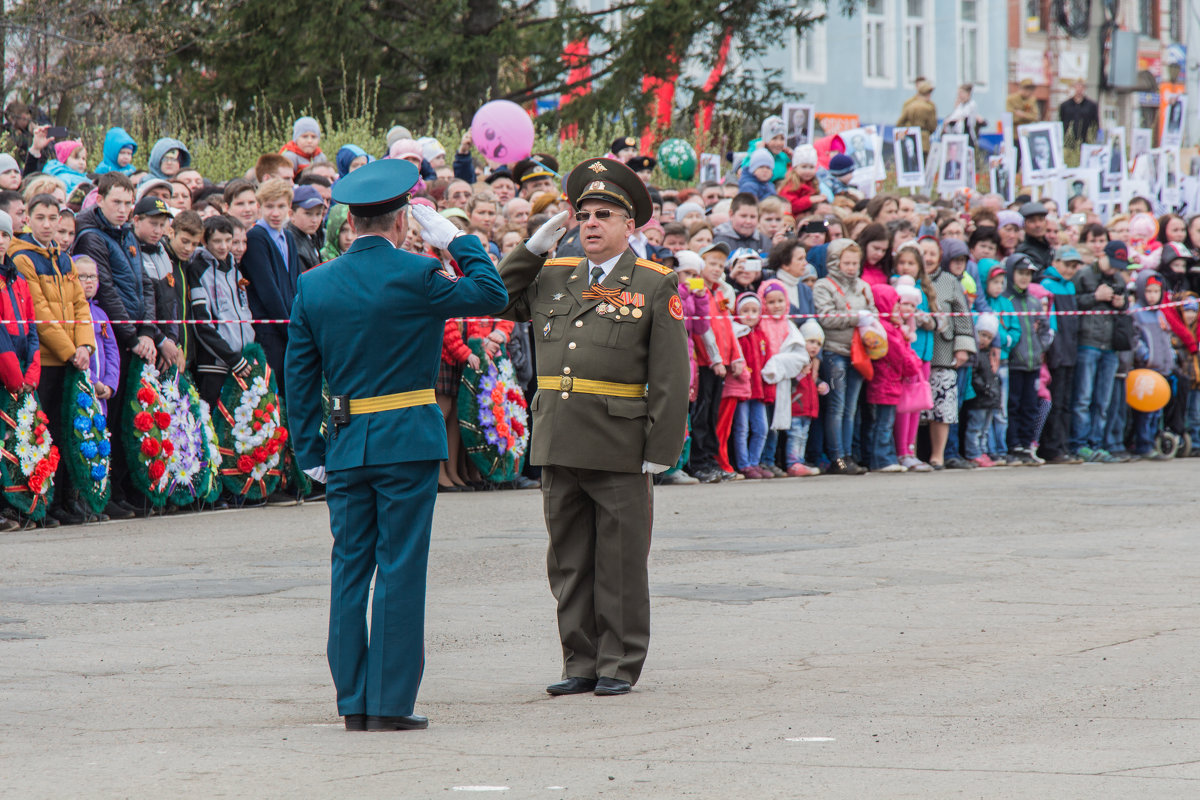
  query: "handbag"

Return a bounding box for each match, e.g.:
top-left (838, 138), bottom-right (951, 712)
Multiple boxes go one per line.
top-left (897, 374), bottom-right (933, 414)
top-left (831, 279), bottom-right (875, 380)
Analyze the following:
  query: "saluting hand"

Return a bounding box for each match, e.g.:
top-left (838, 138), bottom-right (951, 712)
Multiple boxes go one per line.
top-left (527, 210), bottom-right (570, 256)
top-left (411, 204), bottom-right (463, 251)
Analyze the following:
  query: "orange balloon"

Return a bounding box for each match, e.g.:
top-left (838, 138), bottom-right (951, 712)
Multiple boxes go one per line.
top-left (1126, 369), bottom-right (1171, 413)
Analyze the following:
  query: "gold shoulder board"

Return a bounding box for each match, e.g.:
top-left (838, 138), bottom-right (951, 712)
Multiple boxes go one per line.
top-left (544, 257), bottom-right (584, 267)
top-left (636, 258), bottom-right (673, 276)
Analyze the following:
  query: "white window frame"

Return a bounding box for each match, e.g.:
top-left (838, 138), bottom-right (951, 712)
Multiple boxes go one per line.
top-left (957, 0), bottom-right (988, 88)
top-left (903, 0), bottom-right (935, 88)
top-left (863, 0), bottom-right (897, 88)
top-left (790, 0), bottom-right (828, 83)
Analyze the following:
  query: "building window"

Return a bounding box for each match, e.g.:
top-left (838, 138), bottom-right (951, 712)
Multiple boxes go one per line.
top-left (903, 0), bottom-right (934, 87)
top-left (1168, 0), bottom-right (1183, 42)
top-left (791, 1), bottom-right (828, 83)
top-left (863, 0), bottom-right (895, 86)
top-left (958, 0), bottom-right (986, 87)
top-left (1137, 0), bottom-right (1159, 38)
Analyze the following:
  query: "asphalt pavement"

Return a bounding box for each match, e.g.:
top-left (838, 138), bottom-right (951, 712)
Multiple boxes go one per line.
top-left (1, 461), bottom-right (1198, 798)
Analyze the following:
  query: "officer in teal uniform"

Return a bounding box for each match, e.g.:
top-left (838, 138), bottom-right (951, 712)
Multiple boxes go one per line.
top-left (285, 159), bottom-right (507, 731)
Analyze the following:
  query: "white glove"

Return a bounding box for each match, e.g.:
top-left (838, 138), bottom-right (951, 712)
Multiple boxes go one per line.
top-left (857, 309), bottom-right (875, 325)
top-left (411, 204), bottom-right (463, 250)
top-left (304, 466), bottom-right (327, 484)
top-left (642, 461), bottom-right (670, 475)
top-left (527, 210), bottom-right (570, 256)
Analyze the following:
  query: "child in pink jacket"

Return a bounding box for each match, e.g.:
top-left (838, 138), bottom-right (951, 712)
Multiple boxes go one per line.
top-left (866, 283), bottom-right (922, 471)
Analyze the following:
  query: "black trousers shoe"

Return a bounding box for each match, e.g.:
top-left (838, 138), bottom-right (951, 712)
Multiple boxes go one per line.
top-left (365, 714), bottom-right (428, 731)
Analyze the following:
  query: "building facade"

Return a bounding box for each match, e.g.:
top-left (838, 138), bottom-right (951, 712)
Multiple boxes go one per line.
top-left (759, 0), bottom-right (1011, 133)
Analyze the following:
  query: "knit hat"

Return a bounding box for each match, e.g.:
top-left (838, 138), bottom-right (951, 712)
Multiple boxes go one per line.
top-left (997, 210), bottom-right (1024, 229)
top-left (675, 201), bottom-right (704, 222)
top-left (0, 210), bottom-right (11, 236)
top-left (386, 125), bottom-right (413, 149)
top-left (736, 291), bottom-right (761, 312)
top-left (800, 318), bottom-right (825, 343)
top-left (748, 148), bottom-right (775, 174)
top-left (293, 116), bottom-right (321, 140)
top-left (54, 140), bottom-right (83, 164)
top-left (792, 145), bottom-right (818, 168)
top-left (0, 153), bottom-right (19, 175)
top-left (758, 278), bottom-right (787, 299)
top-left (674, 250), bottom-right (705, 273)
top-left (975, 312), bottom-right (1000, 338)
top-left (940, 237), bottom-right (970, 263)
top-left (760, 115), bottom-right (786, 141)
top-left (389, 138), bottom-right (424, 165)
top-left (1162, 241), bottom-right (1192, 266)
top-left (728, 246), bottom-right (763, 272)
top-left (828, 153), bottom-right (855, 177)
top-left (417, 136), bottom-right (445, 162)
top-left (893, 275), bottom-right (923, 306)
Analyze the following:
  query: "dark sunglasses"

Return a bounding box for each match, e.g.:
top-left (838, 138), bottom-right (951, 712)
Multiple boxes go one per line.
top-left (575, 209), bottom-right (627, 222)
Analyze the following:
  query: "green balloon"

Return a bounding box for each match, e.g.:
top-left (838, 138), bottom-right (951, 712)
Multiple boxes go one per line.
top-left (657, 138), bottom-right (697, 181)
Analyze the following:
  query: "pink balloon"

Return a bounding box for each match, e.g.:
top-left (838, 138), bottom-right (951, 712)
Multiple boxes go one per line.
top-left (471, 100), bottom-right (534, 165)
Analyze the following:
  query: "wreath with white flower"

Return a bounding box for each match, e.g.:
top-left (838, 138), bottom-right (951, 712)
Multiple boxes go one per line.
top-left (61, 368), bottom-right (111, 515)
top-left (213, 343), bottom-right (284, 501)
top-left (458, 340), bottom-right (529, 482)
top-left (122, 359), bottom-right (174, 506)
top-left (159, 368), bottom-right (222, 507)
top-left (196, 396), bottom-right (224, 505)
top-left (0, 391), bottom-right (59, 520)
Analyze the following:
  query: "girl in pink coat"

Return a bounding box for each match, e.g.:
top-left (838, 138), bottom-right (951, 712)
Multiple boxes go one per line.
top-left (866, 283), bottom-right (922, 471)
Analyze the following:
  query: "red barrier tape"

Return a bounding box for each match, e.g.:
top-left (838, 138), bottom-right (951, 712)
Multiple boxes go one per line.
top-left (0, 300), bottom-right (1185, 325)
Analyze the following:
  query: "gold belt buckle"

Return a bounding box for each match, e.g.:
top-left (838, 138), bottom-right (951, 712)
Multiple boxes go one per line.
top-left (559, 376), bottom-right (573, 391)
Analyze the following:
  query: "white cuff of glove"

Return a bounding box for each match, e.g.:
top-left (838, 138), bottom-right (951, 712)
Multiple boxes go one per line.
top-left (642, 461), bottom-right (671, 475)
top-left (304, 466), bottom-right (327, 484)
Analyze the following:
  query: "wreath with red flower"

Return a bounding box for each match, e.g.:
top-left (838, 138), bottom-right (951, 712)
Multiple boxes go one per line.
top-left (457, 340), bottom-right (529, 482)
top-left (212, 343), bottom-right (284, 501)
top-left (121, 359), bottom-right (174, 506)
top-left (0, 391), bottom-right (59, 520)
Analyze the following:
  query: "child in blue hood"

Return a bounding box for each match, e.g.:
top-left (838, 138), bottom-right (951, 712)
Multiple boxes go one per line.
top-left (94, 127), bottom-right (138, 176)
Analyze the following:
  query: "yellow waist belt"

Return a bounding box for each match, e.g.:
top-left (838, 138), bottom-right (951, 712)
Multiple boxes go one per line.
top-left (348, 389), bottom-right (437, 414)
top-left (537, 376), bottom-right (647, 398)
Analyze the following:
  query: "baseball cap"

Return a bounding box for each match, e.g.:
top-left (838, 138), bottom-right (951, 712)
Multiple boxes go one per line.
top-left (132, 195), bottom-right (174, 218)
top-left (1055, 245), bottom-right (1083, 263)
top-left (291, 185), bottom-right (326, 209)
top-left (1104, 241), bottom-right (1129, 270)
top-left (699, 242), bottom-right (731, 259)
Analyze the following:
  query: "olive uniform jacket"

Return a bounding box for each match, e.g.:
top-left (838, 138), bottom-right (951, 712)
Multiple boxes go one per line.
top-left (498, 244), bottom-right (689, 474)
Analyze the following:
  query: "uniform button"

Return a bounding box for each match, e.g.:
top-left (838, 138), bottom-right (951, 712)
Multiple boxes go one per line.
top-left (568, 342), bottom-right (577, 349)
top-left (574, 320), bottom-right (583, 327)
top-left (561, 392), bottom-right (570, 399)
top-left (563, 366), bottom-right (571, 375)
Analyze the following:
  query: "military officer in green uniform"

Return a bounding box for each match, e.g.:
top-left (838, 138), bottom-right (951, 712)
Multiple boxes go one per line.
top-left (285, 159), bottom-right (507, 731)
top-left (497, 157), bottom-right (689, 696)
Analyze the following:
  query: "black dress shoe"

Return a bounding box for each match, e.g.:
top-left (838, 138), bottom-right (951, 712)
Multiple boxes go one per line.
top-left (343, 714), bottom-right (366, 731)
top-left (546, 677), bottom-right (597, 696)
top-left (594, 677), bottom-right (631, 696)
top-left (365, 714), bottom-right (428, 731)
top-left (104, 500), bottom-right (136, 520)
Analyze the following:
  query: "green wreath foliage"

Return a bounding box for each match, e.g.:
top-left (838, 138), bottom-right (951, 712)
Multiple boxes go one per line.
top-left (60, 368), bottom-right (111, 515)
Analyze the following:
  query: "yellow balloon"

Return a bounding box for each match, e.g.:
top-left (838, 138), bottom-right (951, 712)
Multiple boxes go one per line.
top-left (1125, 369), bottom-right (1171, 413)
